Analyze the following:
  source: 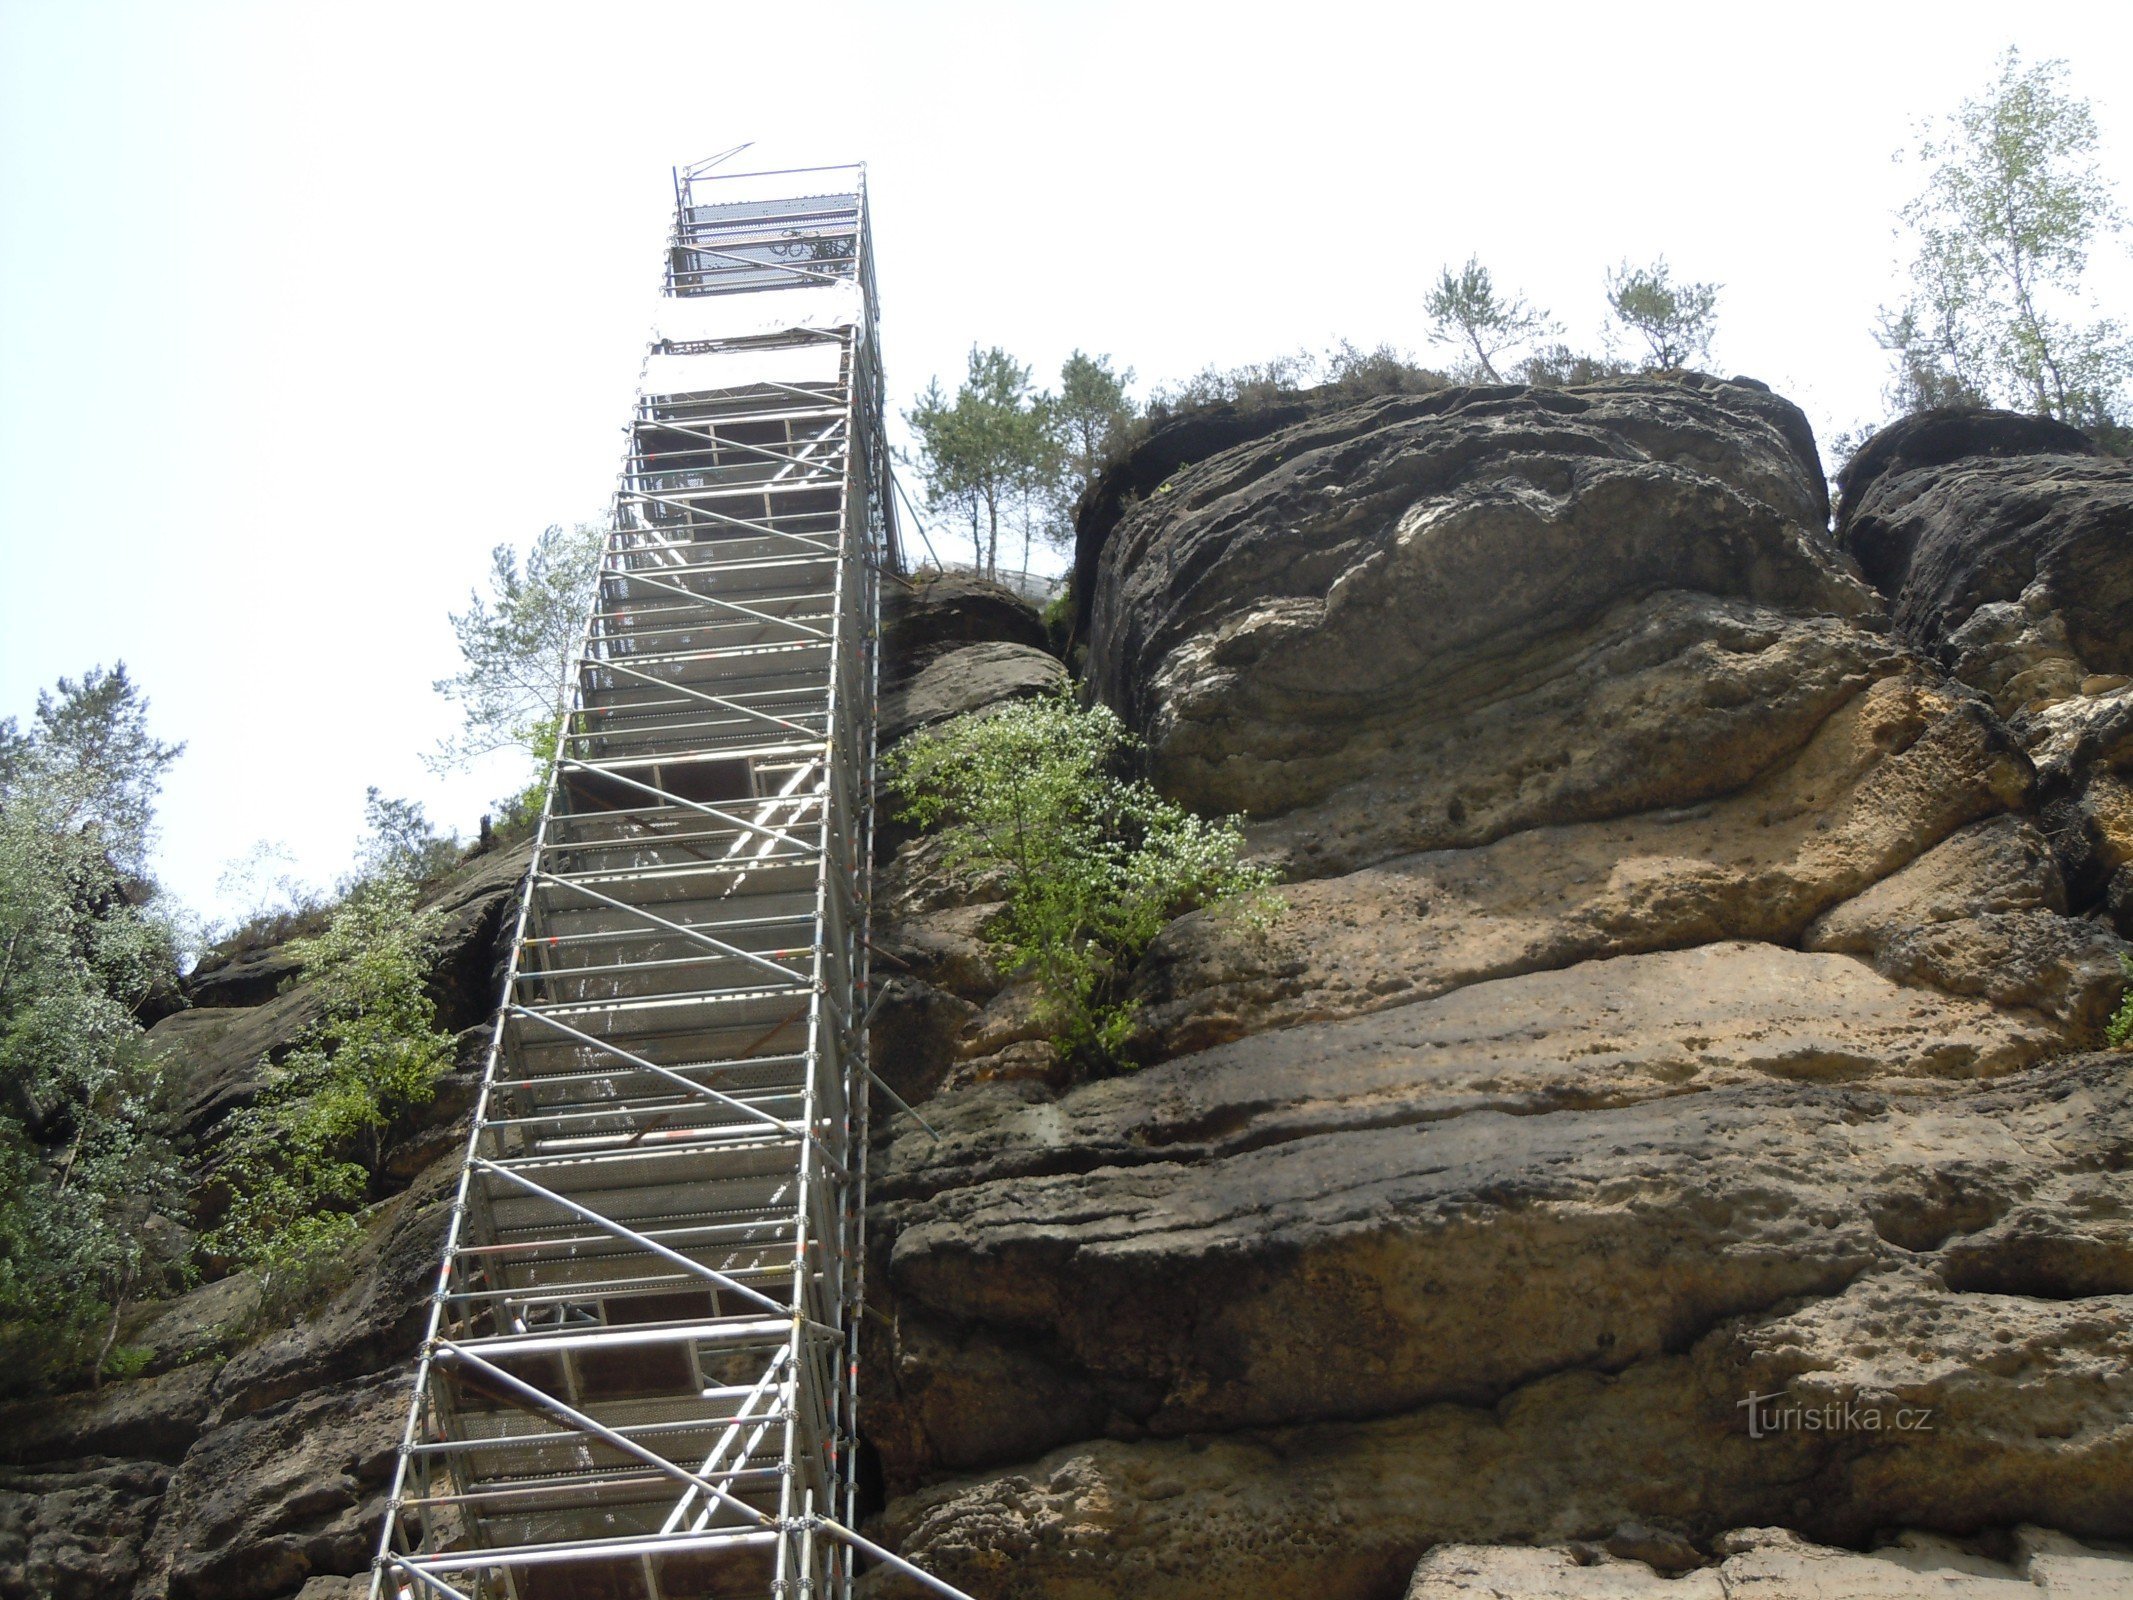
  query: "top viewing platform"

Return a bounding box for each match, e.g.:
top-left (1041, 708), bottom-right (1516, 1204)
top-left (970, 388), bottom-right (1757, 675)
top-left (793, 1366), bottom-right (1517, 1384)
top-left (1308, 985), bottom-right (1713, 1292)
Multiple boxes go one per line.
top-left (666, 160), bottom-right (867, 299)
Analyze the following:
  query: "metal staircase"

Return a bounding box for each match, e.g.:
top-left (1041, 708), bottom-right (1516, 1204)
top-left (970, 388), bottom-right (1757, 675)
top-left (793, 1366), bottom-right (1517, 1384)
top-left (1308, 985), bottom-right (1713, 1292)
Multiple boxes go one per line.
top-left (373, 160), bottom-right (961, 1600)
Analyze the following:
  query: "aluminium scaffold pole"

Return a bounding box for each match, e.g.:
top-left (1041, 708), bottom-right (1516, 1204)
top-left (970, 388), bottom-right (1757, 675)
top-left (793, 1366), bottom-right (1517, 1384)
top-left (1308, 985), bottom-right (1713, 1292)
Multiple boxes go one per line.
top-left (371, 161), bottom-right (972, 1600)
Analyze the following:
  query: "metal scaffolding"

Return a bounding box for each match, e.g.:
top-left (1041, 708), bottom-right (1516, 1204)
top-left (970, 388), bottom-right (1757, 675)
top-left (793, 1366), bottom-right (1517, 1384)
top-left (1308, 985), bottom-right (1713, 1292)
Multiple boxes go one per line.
top-left (373, 160), bottom-right (958, 1600)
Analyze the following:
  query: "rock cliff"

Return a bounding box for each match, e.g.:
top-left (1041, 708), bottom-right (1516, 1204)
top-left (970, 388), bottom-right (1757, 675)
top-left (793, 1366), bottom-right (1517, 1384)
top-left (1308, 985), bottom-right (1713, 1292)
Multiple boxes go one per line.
top-left (7, 384), bottom-right (2132, 1600)
top-left (862, 383), bottom-right (2133, 1596)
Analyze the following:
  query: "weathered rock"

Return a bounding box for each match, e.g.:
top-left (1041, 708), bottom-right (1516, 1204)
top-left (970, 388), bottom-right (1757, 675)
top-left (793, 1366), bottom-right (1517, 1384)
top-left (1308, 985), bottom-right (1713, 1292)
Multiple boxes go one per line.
top-left (150, 987), bottom-right (333, 1146)
top-left (1836, 407), bottom-right (2096, 518)
top-left (869, 1255), bottom-right (2133, 1600)
top-left (879, 944), bottom-right (2060, 1206)
top-left (1807, 813), bottom-right (2068, 932)
top-left (840, 382), bottom-right (2133, 1595)
top-left (1070, 395), bottom-right (1320, 648)
top-left (1086, 377), bottom-right (1871, 865)
top-left (1404, 1526), bottom-right (2133, 1598)
top-left (121, 1273), bottom-right (263, 1377)
top-left (878, 641), bottom-right (1065, 745)
top-left (868, 1028), bottom-right (2109, 1483)
top-left (883, 570), bottom-right (1048, 668)
top-left (1804, 815), bottom-right (2127, 1036)
top-left (0, 1363), bottom-right (216, 1468)
top-left (152, 845), bottom-right (526, 1147)
top-left (416, 842), bottom-right (531, 1033)
top-left (131, 1372), bottom-right (403, 1600)
top-left (1247, 595), bottom-right (1905, 882)
top-left (183, 945), bottom-right (306, 1011)
top-left (0, 1459), bottom-right (170, 1600)
top-left (1834, 410), bottom-right (2133, 954)
top-left (869, 975), bottom-right (980, 1108)
top-left (209, 1156), bottom-right (455, 1423)
top-left (1836, 410), bottom-right (2127, 706)
top-left (1135, 670), bottom-right (2033, 1051)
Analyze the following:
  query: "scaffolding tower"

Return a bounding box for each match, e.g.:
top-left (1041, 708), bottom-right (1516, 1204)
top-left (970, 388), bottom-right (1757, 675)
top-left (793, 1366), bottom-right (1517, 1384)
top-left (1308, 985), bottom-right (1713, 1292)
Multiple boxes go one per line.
top-left (373, 161), bottom-right (958, 1600)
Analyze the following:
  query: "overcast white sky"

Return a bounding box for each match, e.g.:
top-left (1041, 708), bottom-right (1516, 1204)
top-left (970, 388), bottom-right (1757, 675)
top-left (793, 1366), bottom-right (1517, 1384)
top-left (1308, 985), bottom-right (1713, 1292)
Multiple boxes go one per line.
top-left (3, 1), bottom-right (2130, 925)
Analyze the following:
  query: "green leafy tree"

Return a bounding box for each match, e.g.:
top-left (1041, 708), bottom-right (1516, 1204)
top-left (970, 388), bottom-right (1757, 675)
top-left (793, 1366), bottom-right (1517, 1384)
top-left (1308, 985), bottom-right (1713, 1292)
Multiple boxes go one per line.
top-left (1051, 351), bottom-right (1138, 502)
top-left (431, 520), bottom-right (605, 777)
top-left (0, 665), bottom-right (182, 876)
top-left (888, 692), bottom-right (1279, 1064)
top-left (1880, 48), bottom-right (2132, 432)
top-left (1605, 258), bottom-right (1720, 370)
top-left (208, 872), bottom-right (454, 1320)
top-left (1425, 257), bottom-right (1559, 381)
top-left (0, 667), bottom-right (185, 1388)
top-left (905, 346), bottom-right (1057, 578)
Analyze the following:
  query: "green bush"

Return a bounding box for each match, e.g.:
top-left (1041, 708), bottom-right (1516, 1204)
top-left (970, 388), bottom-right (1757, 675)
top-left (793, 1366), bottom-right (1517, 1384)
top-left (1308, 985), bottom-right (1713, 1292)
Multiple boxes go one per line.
top-left (888, 691), bottom-right (1279, 1065)
top-left (2107, 953), bottom-right (2133, 1049)
top-left (207, 872), bottom-right (455, 1321)
top-left (100, 1343), bottom-right (155, 1383)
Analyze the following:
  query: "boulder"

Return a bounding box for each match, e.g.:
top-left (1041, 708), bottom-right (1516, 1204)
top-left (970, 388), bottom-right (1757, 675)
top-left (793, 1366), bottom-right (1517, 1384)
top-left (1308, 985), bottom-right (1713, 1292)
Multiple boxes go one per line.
top-left (1084, 377), bottom-right (1869, 863)
top-left (882, 570), bottom-right (1048, 667)
top-left (878, 641), bottom-right (1065, 745)
top-left (0, 1459), bottom-right (170, 1600)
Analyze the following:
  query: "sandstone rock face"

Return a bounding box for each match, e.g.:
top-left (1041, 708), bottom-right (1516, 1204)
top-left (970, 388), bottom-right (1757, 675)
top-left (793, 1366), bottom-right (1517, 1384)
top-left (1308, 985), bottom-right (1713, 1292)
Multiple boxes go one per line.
top-left (859, 381), bottom-right (2133, 1599)
top-left (1132, 670), bottom-right (2033, 1052)
top-left (879, 571), bottom-right (1062, 745)
top-left (1838, 411), bottom-right (2133, 951)
top-left (1085, 377), bottom-right (1870, 871)
top-left (868, 1042), bottom-right (2117, 1483)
